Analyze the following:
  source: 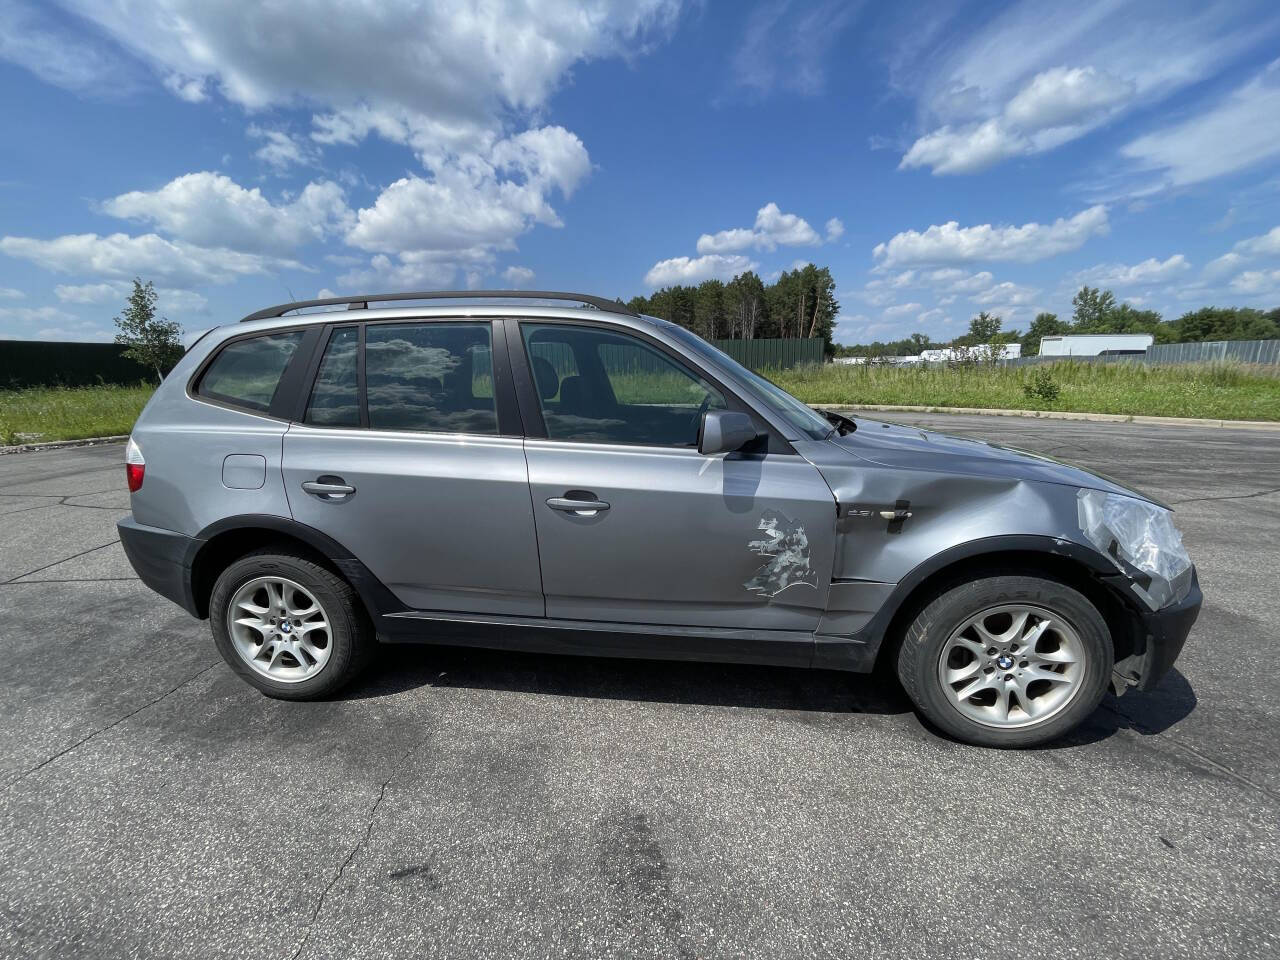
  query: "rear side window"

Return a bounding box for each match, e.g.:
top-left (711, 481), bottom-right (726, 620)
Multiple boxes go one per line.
top-left (305, 327), bottom-right (360, 427)
top-left (364, 323), bottom-right (497, 435)
top-left (198, 331), bottom-right (304, 412)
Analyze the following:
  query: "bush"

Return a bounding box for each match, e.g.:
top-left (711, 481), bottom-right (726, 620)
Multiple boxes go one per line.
top-left (1023, 368), bottom-right (1061, 402)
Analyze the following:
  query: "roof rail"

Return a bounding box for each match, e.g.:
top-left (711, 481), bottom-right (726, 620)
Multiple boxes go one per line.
top-left (239, 290), bottom-right (637, 323)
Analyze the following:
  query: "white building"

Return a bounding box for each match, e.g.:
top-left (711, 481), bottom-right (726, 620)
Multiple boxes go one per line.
top-left (1038, 334), bottom-right (1153, 357)
top-left (919, 343), bottom-right (1022, 362)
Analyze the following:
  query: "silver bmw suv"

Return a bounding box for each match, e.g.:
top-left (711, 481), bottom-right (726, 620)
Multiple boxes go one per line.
top-left (118, 291), bottom-right (1201, 747)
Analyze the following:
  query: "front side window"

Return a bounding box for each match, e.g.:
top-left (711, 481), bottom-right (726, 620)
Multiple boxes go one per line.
top-left (521, 324), bottom-right (725, 446)
top-left (198, 331), bottom-right (304, 412)
top-left (660, 322), bottom-right (832, 441)
top-left (364, 322), bottom-right (497, 435)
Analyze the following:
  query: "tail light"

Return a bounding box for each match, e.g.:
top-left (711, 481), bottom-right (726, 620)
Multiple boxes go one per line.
top-left (125, 437), bottom-right (145, 492)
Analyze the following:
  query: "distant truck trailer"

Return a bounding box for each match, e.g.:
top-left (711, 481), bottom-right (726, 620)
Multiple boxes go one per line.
top-left (1038, 334), bottom-right (1153, 357)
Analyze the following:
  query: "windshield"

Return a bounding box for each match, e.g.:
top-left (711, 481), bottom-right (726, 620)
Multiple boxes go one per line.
top-left (658, 322), bottom-right (833, 440)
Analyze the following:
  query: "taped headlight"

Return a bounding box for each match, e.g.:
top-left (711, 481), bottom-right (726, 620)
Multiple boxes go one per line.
top-left (1077, 489), bottom-right (1192, 609)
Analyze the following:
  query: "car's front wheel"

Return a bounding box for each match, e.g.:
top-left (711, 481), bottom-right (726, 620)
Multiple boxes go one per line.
top-left (897, 575), bottom-right (1113, 748)
top-left (209, 548), bottom-right (373, 700)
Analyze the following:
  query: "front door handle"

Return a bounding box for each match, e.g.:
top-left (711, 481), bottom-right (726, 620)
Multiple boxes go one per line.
top-left (301, 476), bottom-right (356, 501)
top-left (546, 495), bottom-right (610, 515)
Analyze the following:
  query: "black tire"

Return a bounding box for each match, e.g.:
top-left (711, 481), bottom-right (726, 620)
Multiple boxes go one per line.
top-left (209, 548), bottom-right (374, 700)
top-left (897, 575), bottom-right (1112, 748)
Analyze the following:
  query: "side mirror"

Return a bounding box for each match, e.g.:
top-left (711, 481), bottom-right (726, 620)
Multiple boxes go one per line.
top-left (699, 410), bottom-right (761, 455)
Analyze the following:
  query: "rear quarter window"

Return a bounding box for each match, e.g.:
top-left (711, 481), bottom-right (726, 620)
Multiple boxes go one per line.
top-left (197, 331), bottom-right (305, 413)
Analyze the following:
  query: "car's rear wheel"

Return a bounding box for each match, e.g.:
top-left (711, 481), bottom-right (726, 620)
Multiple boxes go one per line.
top-left (209, 549), bottom-right (373, 700)
top-left (897, 575), bottom-right (1112, 748)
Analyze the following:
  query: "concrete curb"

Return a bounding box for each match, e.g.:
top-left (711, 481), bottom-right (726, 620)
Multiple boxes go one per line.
top-left (813, 403), bottom-right (1280, 431)
top-left (2, 404), bottom-right (1277, 455)
top-left (0, 435), bottom-right (128, 456)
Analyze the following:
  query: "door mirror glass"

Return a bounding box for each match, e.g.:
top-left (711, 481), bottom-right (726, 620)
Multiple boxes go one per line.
top-left (699, 410), bottom-right (760, 455)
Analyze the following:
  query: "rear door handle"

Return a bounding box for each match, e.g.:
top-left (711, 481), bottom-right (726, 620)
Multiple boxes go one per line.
top-left (301, 476), bottom-right (356, 500)
top-left (546, 496), bottom-right (610, 515)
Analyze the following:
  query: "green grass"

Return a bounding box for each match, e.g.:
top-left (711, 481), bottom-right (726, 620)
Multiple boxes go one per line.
top-left (2, 360), bottom-right (1278, 445)
top-left (771, 360), bottom-right (1280, 422)
top-left (0, 383), bottom-right (155, 445)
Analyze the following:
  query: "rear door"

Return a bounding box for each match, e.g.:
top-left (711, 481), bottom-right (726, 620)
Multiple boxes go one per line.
top-left (511, 319), bottom-right (836, 631)
top-left (282, 319), bottom-right (543, 616)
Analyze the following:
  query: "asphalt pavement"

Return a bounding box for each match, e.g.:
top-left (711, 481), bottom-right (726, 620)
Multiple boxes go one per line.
top-left (1, 413), bottom-right (1278, 959)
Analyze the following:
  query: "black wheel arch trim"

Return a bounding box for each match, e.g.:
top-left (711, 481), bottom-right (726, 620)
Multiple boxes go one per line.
top-left (186, 514), bottom-right (408, 621)
top-left (815, 534), bottom-right (1139, 671)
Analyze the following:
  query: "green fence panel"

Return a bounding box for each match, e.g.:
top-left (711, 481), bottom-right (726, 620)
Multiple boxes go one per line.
top-left (0, 340), bottom-right (155, 389)
top-left (1007, 338), bottom-right (1280, 367)
top-left (711, 338), bottom-right (823, 370)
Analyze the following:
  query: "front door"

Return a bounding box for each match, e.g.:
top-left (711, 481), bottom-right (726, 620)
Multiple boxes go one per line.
top-left (283, 320), bottom-right (543, 616)
top-left (515, 321), bottom-right (836, 631)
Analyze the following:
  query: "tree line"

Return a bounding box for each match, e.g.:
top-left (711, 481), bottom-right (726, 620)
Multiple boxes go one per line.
top-left (836, 285), bottom-right (1280, 358)
top-left (626, 264), bottom-right (839, 355)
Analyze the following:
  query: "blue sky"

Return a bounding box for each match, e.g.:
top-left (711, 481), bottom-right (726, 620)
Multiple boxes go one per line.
top-left (2, 0), bottom-right (1279, 346)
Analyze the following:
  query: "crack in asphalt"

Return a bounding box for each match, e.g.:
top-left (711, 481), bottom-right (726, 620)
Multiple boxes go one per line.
top-left (289, 740), bottom-right (427, 960)
top-left (1169, 486), bottom-right (1280, 506)
top-left (1102, 702), bottom-right (1280, 805)
top-left (0, 495), bottom-right (124, 517)
top-left (2, 539), bottom-right (121, 584)
top-left (3, 663), bottom-right (219, 790)
top-left (0, 577), bottom-right (141, 585)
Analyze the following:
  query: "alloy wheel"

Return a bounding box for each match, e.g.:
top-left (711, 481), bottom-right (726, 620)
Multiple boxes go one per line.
top-left (227, 576), bottom-right (332, 683)
top-left (936, 604), bottom-right (1085, 729)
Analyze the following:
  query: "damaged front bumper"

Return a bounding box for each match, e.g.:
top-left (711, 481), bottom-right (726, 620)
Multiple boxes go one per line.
top-left (1111, 567), bottom-right (1202, 694)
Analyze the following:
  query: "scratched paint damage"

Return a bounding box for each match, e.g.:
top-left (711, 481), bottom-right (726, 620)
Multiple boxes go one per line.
top-left (744, 509), bottom-right (817, 597)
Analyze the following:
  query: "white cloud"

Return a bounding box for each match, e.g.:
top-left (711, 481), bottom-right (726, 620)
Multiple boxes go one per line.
top-left (1205, 225), bottom-right (1280, 276)
top-left (883, 302), bottom-right (923, 318)
top-left (52, 282), bottom-right (121, 304)
top-left (53, 281), bottom-right (208, 313)
top-left (0, 305), bottom-right (78, 325)
top-left (345, 126), bottom-right (590, 258)
top-left (338, 248), bottom-right (496, 291)
top-left (0, 233), bottom-right (294, 287)
top-left (102, 172), bottom-right (352, 257)
top-left (0, 0), bottom-right (140, 96)
top-left (825, 217), bottom-right (845, 242)
top-left (248, 125), bottom-right (319, 172)
top-left (695, 203), bottom-right (823, 254)
top-left (922, 268), bottom-right (995, 293)
top-left (1004, 66), bottom-right (1134, 131)
top-left (1229, 269), bottom-right (1280, 296)
top-left (731, 0), bottom-right (861, 96)
top-left (873, 205), bottom-right (1108, 267)
top-left (902, 67), bottom-right (1135, 175)
top-left (755, 202), bottom-right (821, 247)
top-left (972, 281), bottom-right (1038, 306)
top-left (162, 72), bottom-right (207, 103)
top-left (1121, 61), bottom-right (1280, 189)
top-left (0, 287), bottom-right (23, 299)
top-left (502, 265), bottom-right (536, 288)
top-left (1075, 254), bottom-right (1190, 287)
top-left (891, 1), bottom-right (1273, 174)
top-left (65, 1), bottom-right (682, 120)
top-left (696, 228), bottom-right (759, 255)
top-left (1234, 224), bottom-right (1280, 258)
top-left (643, 254), bottom-right (756, 288)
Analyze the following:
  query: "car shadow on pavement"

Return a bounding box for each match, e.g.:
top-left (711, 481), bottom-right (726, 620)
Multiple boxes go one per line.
top-left (1039, 667), bottom-right (1199, 749)
top-left (335, 646), bottom-right (1197, 744)
top-left (338, 644), bottom-right (914, 716)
